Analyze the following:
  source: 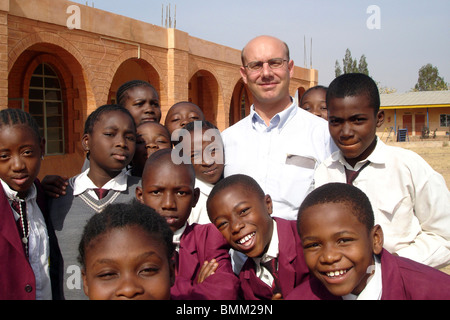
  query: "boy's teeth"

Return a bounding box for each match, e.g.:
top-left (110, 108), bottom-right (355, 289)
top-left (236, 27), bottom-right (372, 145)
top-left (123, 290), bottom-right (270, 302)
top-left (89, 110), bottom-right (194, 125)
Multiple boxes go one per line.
top-left (238, 232), bottom-right (255, 244)
top-left (326, 269), bottom-right (347, 277)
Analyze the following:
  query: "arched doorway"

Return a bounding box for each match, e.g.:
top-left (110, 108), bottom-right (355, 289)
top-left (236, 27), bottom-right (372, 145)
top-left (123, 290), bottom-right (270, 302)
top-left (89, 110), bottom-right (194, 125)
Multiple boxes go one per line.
top-left (108, 58), bottom-right (161, 105)
top-left (229, 80), bottom-right (252, 127)
top-left (188, 70), bottom-right (219, 126)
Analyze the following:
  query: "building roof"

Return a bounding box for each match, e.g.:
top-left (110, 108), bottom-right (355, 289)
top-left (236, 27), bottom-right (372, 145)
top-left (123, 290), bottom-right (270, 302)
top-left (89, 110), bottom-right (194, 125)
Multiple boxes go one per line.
top-left (380, 90), bottom-right (450, 109)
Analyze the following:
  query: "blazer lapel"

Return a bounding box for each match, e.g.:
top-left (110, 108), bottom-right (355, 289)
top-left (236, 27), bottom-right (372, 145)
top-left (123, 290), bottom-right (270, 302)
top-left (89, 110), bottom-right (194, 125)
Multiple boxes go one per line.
top-left (178, 224), bottom-right (200, 282)
top-left (0, 183), bottom-right (25, 256)
top-left (276, 218), bottom-right (298, 293)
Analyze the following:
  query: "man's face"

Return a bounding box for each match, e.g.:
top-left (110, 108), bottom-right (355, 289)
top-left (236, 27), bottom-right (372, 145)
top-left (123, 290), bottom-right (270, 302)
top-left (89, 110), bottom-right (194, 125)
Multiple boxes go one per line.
top-left (240, 36), bottom-right (294, 108)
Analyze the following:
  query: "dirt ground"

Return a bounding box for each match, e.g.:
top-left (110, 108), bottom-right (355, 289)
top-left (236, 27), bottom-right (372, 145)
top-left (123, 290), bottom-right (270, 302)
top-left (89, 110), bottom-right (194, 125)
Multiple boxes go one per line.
top-left (385, 138), bottom-right (450, 274)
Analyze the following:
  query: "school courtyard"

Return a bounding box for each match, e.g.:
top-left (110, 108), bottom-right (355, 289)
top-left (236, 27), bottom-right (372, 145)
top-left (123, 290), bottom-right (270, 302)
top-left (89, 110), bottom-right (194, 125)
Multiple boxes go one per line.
top-left (1, 0), bottom-right (318, 178)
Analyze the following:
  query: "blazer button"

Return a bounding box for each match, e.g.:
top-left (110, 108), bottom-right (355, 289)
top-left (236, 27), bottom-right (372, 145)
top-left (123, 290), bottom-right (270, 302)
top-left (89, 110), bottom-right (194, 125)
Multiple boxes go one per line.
top-left (25, 284), bottom-right (33, 293)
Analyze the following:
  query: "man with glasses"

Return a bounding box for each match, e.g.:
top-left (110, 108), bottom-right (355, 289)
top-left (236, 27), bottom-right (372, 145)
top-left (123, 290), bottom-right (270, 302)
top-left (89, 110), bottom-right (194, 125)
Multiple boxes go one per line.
top-left (222, 35), bottom-right (336, 223)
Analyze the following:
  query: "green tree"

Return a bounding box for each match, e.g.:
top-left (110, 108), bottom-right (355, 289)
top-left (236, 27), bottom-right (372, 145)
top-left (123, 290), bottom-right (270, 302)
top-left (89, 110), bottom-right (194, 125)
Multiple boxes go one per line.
top-left (335, 49), bottom-right (370, 77)
top-left (358, 55), bottom-right (369, 75)
top-left (335, 60), bottom-right (342, 77)
top-left (342, 49), bottom-right (356, 74)
top-left (413, 63), bottom-right (448, 91)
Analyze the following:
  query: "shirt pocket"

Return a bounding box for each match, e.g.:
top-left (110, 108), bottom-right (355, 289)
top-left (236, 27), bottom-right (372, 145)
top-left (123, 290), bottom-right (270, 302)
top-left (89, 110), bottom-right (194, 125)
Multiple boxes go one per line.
top-left (278, 154), bottom-right (318, 207)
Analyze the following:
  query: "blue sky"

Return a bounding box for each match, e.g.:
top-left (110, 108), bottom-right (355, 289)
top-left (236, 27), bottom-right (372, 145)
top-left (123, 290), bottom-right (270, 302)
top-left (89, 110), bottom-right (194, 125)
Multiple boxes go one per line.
top-left (72, 0), bottom-right (449, 93)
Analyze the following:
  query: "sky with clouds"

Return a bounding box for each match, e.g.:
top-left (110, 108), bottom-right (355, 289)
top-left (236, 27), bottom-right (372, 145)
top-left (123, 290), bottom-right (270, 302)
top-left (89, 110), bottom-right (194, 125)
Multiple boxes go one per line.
top-left (72, 0), bottom-right (450, 93)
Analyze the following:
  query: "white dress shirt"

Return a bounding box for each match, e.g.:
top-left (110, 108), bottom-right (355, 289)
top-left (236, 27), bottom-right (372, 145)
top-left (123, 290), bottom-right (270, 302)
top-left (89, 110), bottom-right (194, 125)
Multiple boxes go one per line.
top-left (343, 255), bottom-right (382, 300)
top-left (222, 99), bottom-right (336, 220)
top-left (314, 138), bottom-right (450, 268)
top-left (173, 223), bottom-right (187, 253)
top-left (1, 179), bottom-right (52, 300)
top-left (188, 178), bottom-right (213, 225)
top-left (252, 220), bottom-right (279, 287)
top-left (72, 168), bottom-right (129, 199)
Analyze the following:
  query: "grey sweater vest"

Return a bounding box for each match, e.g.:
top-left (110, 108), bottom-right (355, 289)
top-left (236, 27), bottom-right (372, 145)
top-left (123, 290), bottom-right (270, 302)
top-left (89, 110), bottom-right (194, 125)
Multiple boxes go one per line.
top-left (49, 175), bottom-right (141, 300)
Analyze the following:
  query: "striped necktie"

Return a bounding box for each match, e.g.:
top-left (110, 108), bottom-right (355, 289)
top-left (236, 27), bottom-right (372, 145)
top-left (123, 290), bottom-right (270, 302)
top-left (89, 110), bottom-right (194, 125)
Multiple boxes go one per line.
top-left (261, 258), bottom-right (281, 294)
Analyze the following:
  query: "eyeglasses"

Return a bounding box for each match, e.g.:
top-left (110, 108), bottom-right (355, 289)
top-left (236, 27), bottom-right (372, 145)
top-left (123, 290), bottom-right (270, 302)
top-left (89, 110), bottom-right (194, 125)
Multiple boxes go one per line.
top-left (244, 58), bottom-right (288, 72)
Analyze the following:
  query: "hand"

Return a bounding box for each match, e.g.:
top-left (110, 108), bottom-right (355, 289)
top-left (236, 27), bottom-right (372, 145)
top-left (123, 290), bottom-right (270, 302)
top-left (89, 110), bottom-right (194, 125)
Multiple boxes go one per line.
top-left (272, 293), bottom-right (283, 300)
top-left (197, 259), bottom-right (218, 284)
top-left (42, 175), bottom-right (68, 198)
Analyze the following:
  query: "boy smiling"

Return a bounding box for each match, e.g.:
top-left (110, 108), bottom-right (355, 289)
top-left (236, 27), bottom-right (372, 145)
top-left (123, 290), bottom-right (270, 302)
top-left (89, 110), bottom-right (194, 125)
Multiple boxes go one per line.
top-left (207, 174), bottom-right (309, 300)
top-left (314, 73), bottom-right (450, 268)
top-left (287, 183), bottom-right (450, 300)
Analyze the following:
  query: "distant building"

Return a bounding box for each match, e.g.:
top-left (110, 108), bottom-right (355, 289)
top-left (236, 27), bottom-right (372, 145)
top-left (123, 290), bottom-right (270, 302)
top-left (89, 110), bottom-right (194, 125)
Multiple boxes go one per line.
top-left (379, 90), bottom-right (450, 140)
top-left (1, 0), bottom-right (318, 178)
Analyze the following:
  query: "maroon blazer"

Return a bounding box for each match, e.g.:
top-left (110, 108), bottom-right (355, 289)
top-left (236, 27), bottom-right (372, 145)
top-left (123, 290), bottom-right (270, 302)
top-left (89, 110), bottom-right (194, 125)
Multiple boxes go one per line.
top-left (170, 223), bottom-right (240, 300)
top-left (239, 217), bottom-right (310, 300)
top-left (0, 180), bottom-right (62, 300)
top-left (286, 248), bottom-right (450, 300)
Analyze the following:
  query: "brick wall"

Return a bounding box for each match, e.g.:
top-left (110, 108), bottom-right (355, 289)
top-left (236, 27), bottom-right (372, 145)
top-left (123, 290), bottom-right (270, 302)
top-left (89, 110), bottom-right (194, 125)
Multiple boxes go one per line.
top-left (3, 0), bottom-right (318, 178)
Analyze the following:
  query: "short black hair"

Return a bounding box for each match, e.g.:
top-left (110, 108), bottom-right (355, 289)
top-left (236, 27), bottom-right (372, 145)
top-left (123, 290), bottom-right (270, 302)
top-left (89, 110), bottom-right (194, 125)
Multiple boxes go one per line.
top-left (184, 120), bottom-right (218, 132)
top-left (297, 183), bottom-right (374, 234)
top-left (0, 108), bottom-right (41, 143)
top-left (83, 104), bottom-right (136, 135)
top-left (142, 148), bottom-right (196, 186)
top-left (78, 200), bottom-right (175, 267)
top-left (116, 80), bottom-right (159, 107)
top-left (207, 174), bottom-right (265, 218)
top-left (326, 73), bottom-right (380, 114)
top-left (299, 85), bottom-right (328, 106)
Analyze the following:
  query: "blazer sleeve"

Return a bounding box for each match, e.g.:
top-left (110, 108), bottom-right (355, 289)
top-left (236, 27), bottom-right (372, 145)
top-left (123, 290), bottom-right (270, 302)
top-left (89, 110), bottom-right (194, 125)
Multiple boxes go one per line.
top-left (171, 224), bottom-right (240, 300)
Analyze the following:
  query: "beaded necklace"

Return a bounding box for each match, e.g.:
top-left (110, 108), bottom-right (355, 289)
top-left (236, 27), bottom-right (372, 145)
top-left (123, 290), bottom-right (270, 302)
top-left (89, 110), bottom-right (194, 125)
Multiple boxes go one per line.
top-left (12, 197), bottom-right (30, 257)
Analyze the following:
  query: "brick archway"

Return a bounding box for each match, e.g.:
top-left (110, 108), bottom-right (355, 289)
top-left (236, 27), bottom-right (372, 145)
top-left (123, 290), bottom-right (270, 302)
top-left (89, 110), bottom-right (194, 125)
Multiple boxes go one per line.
top-left (188, 69), bottom-right (221, 126)
top-left (107, 49), bottom-right (168, 112)
top-left (229, 80), bottom-right (252, 126)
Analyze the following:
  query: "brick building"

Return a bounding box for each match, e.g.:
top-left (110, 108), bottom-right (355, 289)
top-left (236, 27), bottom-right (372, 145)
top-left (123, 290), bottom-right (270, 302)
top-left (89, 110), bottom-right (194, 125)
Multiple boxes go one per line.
top-left (1, 0), bottom-right (318, 178)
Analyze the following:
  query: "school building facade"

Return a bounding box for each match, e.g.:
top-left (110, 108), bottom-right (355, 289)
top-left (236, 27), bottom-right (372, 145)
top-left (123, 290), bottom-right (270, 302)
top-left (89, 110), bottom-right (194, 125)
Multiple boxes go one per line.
top-left (378, 91), bottom-right (450, 141)
top-left (0, 0), bottom-right (318, 179)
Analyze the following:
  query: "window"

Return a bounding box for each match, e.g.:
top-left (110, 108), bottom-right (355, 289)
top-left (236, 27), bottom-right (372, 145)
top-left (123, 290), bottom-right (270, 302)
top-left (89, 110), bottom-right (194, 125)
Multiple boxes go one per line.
top-left (240, 91), bottom-right (246, 119)
top-left (440, 114), bottom-right (450, 127)
top-left (29, 63), bottom-right (65, 155)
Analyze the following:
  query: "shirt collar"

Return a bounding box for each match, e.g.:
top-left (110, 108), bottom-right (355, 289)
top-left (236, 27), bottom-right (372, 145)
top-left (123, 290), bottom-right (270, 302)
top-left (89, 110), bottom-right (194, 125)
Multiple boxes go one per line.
top-left (173, 222), bottom-right (187, 251)
top-left (343, 255), bottom-right (382, 300)
top-left (250, 98), bottom-right (297, 133)
top-left (195, 178), bottom-right (214, 196)
top-left (1, 179), bottom-right (37, 202)
top-left (72, 169), bottom-right (128, 196)
top-left (253, 219), bottom-right (279, 265)
top-left (332, 137), bottom-right (386, 170)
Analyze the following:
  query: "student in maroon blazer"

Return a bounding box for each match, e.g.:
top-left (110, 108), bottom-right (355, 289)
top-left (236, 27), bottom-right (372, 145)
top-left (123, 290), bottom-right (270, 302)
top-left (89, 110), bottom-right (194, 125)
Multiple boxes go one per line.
top-left (0, 180), bottom-right (63, 300)
top-left (0, 109), bottom-right (62, 300)
top-left (136, 149), bottom-right (240, 300)
top-left (207, 174), bottom-right (310, 300)
top-left (286, 183), bottom-right (450, 300)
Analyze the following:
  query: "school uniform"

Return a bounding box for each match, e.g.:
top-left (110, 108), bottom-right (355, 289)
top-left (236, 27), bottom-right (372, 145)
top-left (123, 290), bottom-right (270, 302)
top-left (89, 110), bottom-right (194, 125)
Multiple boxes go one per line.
top-left (286, 248), bottom-right (450, 300)
top-left (314, 138), bottom-right (450, 268)
top-left (0, 179), bottom-right (63, 300)
top-left (170, 222), bottom-right (240, 300)
top-left (50, 169), bottom-right (140, 300)
top-left (238, 217), bottom-right (310, 300)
